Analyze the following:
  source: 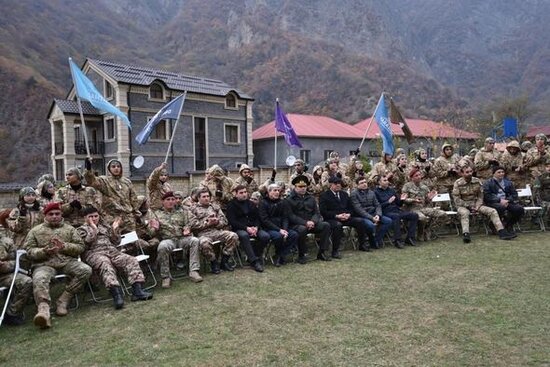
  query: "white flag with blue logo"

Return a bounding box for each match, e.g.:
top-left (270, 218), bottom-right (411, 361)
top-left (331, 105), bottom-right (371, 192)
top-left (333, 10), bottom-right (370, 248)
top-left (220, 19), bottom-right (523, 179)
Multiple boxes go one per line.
top-left (135, 93), bottom-right (186, 145)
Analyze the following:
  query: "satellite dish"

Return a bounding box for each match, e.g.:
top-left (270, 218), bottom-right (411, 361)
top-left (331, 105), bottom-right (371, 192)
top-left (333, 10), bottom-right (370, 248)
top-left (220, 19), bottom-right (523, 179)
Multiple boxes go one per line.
top-left (132, 155), bottom-right (144, 169)
top-left (285, 155), bottom-right (296, 166)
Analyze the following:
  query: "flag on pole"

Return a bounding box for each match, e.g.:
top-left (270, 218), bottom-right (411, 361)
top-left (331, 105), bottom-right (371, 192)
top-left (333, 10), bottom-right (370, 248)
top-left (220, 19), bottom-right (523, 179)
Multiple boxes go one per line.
top-left (69, 58), bottom-right (131, 129)
top-left (373, 94), bottom-right (394, 155)
top-left (135, 93), bottom-right (186, 145)
top-left (275, 100), bottom-right (302, 148)
top-left (389, 97), bottom-right (414, 144)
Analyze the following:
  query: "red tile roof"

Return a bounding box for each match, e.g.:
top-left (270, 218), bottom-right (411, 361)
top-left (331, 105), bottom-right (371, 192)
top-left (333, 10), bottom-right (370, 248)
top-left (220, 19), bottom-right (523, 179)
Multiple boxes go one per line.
top-left (253, 114), bottom-right (362, 140)
top-left (526, 125), bottom-right (550, 138)
top-left (253, 114), bottom-right (479, 141)
top-left (353, 118), bottom-right (479, 140)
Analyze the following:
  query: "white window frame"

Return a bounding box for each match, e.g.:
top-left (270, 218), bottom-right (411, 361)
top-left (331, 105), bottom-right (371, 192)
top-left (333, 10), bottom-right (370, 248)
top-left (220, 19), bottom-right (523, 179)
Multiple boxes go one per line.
top-left (224, 92), bottom-right (238, 110)
top-left (149, 83), bottom-right (165, 101)
top-left (104, 80), bottom-right (114, 100)
top-left (224, 123), bottom-right (240, 145)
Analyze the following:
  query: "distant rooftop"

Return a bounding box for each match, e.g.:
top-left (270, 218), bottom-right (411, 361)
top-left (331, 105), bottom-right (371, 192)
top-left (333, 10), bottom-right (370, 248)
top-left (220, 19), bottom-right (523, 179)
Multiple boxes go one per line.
top-left (53, 99), bottom-right (100, 115)
top-left (88, 59), bottom-right (253, 100)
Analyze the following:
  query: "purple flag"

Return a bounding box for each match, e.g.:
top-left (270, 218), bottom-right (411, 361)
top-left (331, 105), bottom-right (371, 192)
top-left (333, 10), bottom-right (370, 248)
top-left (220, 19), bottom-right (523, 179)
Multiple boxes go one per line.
top-left (275, 101), bottom-right (302, 148)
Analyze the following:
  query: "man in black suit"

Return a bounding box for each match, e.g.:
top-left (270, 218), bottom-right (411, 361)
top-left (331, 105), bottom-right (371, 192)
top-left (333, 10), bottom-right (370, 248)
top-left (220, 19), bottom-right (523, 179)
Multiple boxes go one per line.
top-left (226, 185), bottom-right (269, 272)
top-left (319, 176), bottom-right (369, 258)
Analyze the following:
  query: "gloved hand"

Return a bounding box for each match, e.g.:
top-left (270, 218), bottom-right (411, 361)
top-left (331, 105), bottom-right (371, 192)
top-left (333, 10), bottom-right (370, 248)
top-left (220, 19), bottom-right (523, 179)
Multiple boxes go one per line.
top-left (70, 200), bottom-right (82, 210)
top-left (19, 206), bottom-right (27, 217)
top-left (215, 190), bottom-right (223, 199)
top-left (425, 165), bottom-right (431, 172)
top-left (85, 158), bottom-right (92, 171)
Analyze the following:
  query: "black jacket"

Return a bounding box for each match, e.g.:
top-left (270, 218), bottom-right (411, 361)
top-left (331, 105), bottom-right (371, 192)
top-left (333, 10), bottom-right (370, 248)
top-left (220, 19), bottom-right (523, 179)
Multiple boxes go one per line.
top-left (285, 190), bottom-right (323, 225)
top-left (319, 189), bottom-right (352, 220)
top-left (351, 188), bottom-right (382, 219)
top-left (226, 199), bottom-right (260, 231)
top-left (483, 177), bottom-right (519, 205)
top-left (259, 197), bottom-right (289, 231)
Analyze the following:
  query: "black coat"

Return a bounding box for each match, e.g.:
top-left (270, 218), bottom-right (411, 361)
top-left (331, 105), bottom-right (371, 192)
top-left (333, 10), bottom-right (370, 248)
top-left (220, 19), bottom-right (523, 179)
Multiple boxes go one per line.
top-left (259, 197), bottom-right (289, 231)
top-left (483, 177), bottom-right (519, 205)
top-left (226, 199), bottom-right (260, 231)
top-left (319, 189), bottom-right (352, 220)
top-left (285, 190), bottom-right (322, 225)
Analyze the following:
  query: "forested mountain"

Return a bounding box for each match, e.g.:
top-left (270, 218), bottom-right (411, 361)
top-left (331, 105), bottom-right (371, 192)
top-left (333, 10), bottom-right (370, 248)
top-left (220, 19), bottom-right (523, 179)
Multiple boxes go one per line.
top-left (1, 0), bottom-right (548, 182)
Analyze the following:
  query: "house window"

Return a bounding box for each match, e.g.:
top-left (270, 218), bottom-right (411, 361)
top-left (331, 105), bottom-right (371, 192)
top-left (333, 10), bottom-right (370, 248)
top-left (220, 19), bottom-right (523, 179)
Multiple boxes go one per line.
top-left (324, 150), bottom-right (334, 161)
top-left (105, 118), bottom-right (115, 140)
top-left (225, 93), bottom-right (237, 109)
top-left (224, 124), bottom-right (239, 144)
top-left (150, 83), bottom-right (164, 100)
top-left (150, 119), bottom-right (171, 141)
top-left (300, 150), bottom-right (311, 164)
top-left (105, 81), bottom-right (114, 99)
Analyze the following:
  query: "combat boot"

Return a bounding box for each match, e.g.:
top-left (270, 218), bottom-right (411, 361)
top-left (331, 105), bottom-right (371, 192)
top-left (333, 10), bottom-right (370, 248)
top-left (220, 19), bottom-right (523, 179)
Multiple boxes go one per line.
top-left (188, 270), bottom-right (203, 283)
top-left (109, 286), bottom-right (125, 310)
top-left (33, 302), bottom-right (51, 329)
top-left (131, 282), bottom-right (153, 301)
top-left (220, 254), bottom-right (235, 271)
top-left (55, 291), bottom-right (73, 316)
top-left (3, 313), bottom-right (25, 326)
top-left (210, 260), bottom-right (221, 274)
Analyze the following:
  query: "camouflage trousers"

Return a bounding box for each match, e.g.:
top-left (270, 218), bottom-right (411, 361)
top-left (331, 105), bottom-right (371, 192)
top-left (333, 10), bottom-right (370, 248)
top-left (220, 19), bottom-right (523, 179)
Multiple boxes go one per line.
top-left (197, 229), bottom-right (239, 260)
top-left (0, 272), bottom-right (32, 316)
top-left (32, 261), bottom-right (92, 304)
top-left (84, 249), bottom-right (144, 289)
top-left (157, 236), bottom-right (200, 279)
top-left (457, 205), bottom-right (503, 233)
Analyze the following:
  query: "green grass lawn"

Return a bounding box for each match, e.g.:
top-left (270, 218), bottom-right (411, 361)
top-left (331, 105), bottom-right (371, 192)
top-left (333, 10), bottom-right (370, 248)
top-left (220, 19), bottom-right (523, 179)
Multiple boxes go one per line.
top-left (1, 232), bottom-right (549, 366)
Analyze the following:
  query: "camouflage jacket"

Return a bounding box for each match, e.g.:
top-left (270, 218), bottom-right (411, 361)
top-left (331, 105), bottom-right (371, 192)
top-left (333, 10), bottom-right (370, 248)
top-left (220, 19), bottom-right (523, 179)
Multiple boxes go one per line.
top-left (433, 154), bottom-right (460, 187)
top-left (23, 220), bottom-right (84, 267)
top-left (0, 233), bottom-right (16, 274)
top-left (78, 222), bottom-right (121, 256)
top-left (533, 172), bottom-right (550, 202)
top-left (199, 177), bottom-right (234, 209)
top-left (84, 169), bottom-right (141, 219)
top-left (188, 203), bottom-right (229, 235)
top-left (147, 166), bottom-right (173, 211)
top-left (234, 175), bottom-right (259, 194)
top-left (7, 206), bottom-right (43, 248)
top-left (474, 148), bottom-right (501, 179)
top-left (402, 182), bottom-right (431, 210)
top-left (452, 177), bottom-right (483, 209)
top-left (320, 170), bottom-right (351, 190)
top-left (55, 184), bottom-right (102, 227)
top-left (524, 146), bottom-right (550, 177)
top-left (153, 207), bottom-right (191, 240)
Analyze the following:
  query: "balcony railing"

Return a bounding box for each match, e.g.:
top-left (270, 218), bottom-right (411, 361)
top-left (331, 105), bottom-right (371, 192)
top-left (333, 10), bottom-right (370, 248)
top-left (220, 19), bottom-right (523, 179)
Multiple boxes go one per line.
top-left (54, 140), bottom-right (105, 155)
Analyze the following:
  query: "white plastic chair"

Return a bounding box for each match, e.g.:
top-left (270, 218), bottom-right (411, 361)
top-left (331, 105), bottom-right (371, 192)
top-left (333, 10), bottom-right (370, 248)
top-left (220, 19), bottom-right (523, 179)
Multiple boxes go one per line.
top-left (431, 193), bottom-right (460, 235)
top-left (516, 185), bottom-right (545, 232)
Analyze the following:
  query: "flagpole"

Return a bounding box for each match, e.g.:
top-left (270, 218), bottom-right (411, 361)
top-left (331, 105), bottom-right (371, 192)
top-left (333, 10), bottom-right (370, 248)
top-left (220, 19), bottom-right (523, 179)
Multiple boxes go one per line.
top-left (68, 57), bottom-right (91, 158)
top-left (274, 98), bottom-right (278, 170)
top-left (164, 91), bottom-right (187, 164)
top-left (358, 93), bottom-right (384, 152)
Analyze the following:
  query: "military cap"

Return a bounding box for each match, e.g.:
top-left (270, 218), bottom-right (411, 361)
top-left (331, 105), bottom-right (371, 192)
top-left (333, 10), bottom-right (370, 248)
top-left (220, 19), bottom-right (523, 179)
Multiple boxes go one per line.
top-left (535, 133), bottom-right (547, 142)
top-left (485, 137), bottom-right (495, 143)
top-left (294, 159), bottom-right (305, 165)
top-left (409, 167), bottom-right (421, 178)
top-left (292, 174), bottom-right (310, 186)
top-left (43, 202), bottom-right (61, 215)
top-left (161, 191), bottom-right (175, 200)
top-left (19, 187), bottom-right (36, 200)
top-left (492, 165), bottom-right (506, 174)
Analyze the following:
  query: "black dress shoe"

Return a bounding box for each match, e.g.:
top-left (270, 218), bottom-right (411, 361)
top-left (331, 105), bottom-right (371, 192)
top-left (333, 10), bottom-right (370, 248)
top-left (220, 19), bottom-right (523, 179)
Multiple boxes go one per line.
top-left (394, 240), bottom-right (405, 249)
top-left (463, 232), bottom-right (471, 243)
top-left (358, 244), bottom-right (371, 252)
top-left (297, 255), bottom-right (308, 264)
top-left (331, 251), bottom-right (342, 259)
top-left (252, 260), bottom-right (264, 273)
top-left (317, 252), bottom-right (332, 261)
top-left (404, 238), bottom-right (416, 246)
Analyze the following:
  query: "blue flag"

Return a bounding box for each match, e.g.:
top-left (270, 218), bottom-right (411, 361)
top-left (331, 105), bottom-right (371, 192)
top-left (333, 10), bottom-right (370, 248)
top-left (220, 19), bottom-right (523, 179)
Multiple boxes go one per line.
top-left (69, 58), bottom-right (131, 129)
top-left (275, 101), bottom-right (302, 148)
top-left (135, 93), bottom-right (186, 145)
top-left (373, 94), bottom-right (394, 155)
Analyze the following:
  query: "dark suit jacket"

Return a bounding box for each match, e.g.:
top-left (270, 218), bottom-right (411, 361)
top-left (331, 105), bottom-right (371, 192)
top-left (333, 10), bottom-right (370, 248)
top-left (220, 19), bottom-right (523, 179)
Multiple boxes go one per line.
top-left (226, 199), bottom-right (260, 231)
top-left (319, 189), bottom-right (352, 220)
top-left (483, 177), bottom-right (519, 206)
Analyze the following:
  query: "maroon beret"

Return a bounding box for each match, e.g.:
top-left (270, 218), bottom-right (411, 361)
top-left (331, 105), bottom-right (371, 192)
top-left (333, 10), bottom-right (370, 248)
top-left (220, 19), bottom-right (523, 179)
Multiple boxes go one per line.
top-left (43, 202), bottom-right (62, 215)
top-left (161, 191), bottom-right (176, 200)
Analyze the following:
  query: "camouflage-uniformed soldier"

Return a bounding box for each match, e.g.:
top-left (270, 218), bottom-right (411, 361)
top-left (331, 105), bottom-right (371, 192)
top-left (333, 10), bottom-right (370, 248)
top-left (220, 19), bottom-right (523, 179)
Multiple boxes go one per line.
top-left (84, 158), bottom-right (141, 233)
top-left (524, 133), bottom-right (549, 180)
top-left (520, 140), bottom-right (532, 154)
top-left (199, 164), bottom-right (234, 210)
top-left (321, 159), bottom-right (351, 190)
top-left (452, 166), bottom-right (515, 243)
top-left (36, 179), bottom-right (57, 207)
top-left (153, 192), bottom-right (202, 287)
top-left (346, 156), bottom-right (368, 189)
top-left (310, 165), bottom-right (324, 198)
top-left (392, 154), bottom-right (409, 194)
top-left (147, 162), bottom-right (173, 211)
top-left (410, 149), bottom-right (435, 188)
top-left (234, 164), bottom-right (259, 195)
top-left (55, 167), bottom-right (101, 227)
top-left (433, 143), bottom-right (461, 193)
top-left (402, 168), bottom-right (448, 240)
top-left (458, 148), bottom-right (478, 173)
top-left (188, 188), bottom-right (239, 272)
top-left (501, 140), bottom-right (528, 189)
top-left (329, 151), bottom-right (349, 174)
top-left (79, 206), bottom-right (152, 309)
top-left (372, 154), bottom-right (398, 187)
top-left (474, 137), bottom-right (502, 181)
top-left (0, 233), bottom-right (32, 326)
top-left (532, 158), bottom-right (550, 221)
top-left (289, 159), bottom-right (314, 192)
top-left (8, 187), bottom-right (43, 248)
top-left (23, 202), bottom-right (92, 329)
